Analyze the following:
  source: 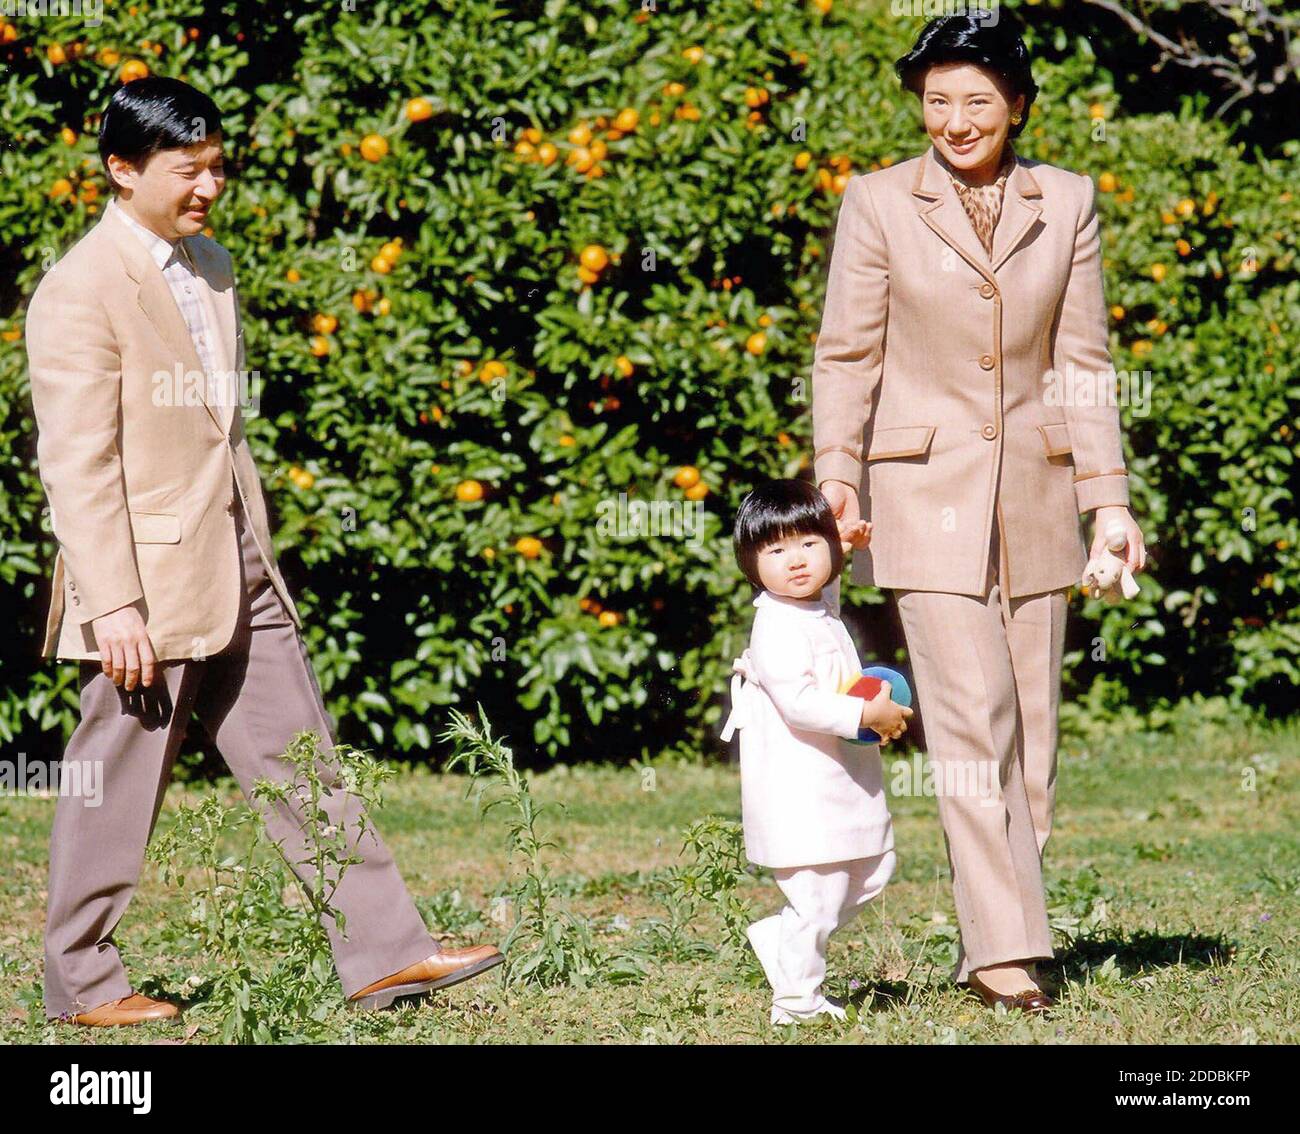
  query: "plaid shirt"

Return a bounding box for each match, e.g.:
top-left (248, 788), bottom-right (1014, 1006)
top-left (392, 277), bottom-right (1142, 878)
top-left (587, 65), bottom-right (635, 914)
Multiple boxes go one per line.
top-left (108, 198), bottom-right (221, 377)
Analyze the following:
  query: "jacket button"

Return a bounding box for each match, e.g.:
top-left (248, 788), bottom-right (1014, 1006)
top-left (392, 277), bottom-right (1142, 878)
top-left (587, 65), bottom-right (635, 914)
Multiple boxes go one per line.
top-left (226, 499), bottom-right (236, 514)
top-left (72, 596), bottom-right (80, 606)
top-left (69, 582), bottom-right (76, 591)
top-left (979, 354), bottom-right (995, 370)
top-left (979, 282), bottom-right (996, 299)
top-left (981, 423), bottom-right (998, 440)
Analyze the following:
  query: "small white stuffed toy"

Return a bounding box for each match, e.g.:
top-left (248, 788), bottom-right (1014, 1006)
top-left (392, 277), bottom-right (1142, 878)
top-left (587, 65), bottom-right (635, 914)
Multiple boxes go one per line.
top-left (1080, 520), bottom-right (1141, 603)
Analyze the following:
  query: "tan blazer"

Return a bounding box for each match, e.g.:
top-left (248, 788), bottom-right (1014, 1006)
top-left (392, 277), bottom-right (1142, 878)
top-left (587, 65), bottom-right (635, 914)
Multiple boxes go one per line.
top-left (26, 206), bottom-right (302, 661)
top-left (811, 144), bottom-right (1131, 598)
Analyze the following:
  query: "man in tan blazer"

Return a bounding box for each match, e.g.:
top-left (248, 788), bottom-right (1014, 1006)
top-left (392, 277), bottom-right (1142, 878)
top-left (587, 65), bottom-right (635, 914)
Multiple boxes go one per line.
top-left (28, 77), bottom-right (501, 1025)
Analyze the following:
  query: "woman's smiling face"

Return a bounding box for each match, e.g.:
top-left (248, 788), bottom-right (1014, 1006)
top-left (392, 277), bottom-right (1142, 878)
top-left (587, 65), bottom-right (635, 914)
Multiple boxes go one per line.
top-left (756, 531), bottom-right (833, 600)
top-left (922, 62), bottom-right (1023, 181)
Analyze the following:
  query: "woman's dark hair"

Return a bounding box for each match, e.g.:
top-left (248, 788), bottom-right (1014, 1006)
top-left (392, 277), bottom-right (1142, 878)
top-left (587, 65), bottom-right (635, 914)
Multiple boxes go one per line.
top-left (98, 77), bottom-right (223, 191)
top-left (894, 12), bottom-right (1038, 139)
top-left (733, 479), bottom-right (844, 591)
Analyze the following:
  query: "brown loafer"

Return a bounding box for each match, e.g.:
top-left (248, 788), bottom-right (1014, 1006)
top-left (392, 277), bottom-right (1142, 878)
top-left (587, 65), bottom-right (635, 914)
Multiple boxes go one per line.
top-left (68, 992), bottom-right (181, 1027)
top-left (966, 973), bottom-right (1054, 1015)
top-left (347, 943), bottom-right (504, 1011)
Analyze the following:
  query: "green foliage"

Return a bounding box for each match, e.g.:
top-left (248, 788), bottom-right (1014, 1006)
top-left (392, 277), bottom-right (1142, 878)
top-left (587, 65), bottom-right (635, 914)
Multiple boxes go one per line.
top-left (146, 729), bottom-right (392, 1042)
top-left (663, 815), bottom-right (756, 955)
top-left (440, 704), bottom-right (640, 986)
top-left (0, 0), bottom-right (1296, 766)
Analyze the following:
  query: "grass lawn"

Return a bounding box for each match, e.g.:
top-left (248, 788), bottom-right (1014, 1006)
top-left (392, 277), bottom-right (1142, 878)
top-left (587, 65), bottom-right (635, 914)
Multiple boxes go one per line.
top-left (1, 710), bottom-right (1297, 1044)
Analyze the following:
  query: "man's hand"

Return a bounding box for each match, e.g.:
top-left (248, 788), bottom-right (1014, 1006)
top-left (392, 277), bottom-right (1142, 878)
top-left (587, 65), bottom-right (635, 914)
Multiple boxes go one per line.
top-left (820, 479), bottom-right (867, 553)
top-left (1090, 505), bottom-right (1147, 573)
top-left (91, 605), bottom-right (157, 690)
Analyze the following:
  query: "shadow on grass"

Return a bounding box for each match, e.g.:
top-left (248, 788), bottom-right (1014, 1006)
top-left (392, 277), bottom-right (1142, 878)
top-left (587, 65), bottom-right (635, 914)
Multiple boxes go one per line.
top-left (845, 979), bottom-right (913, 1014)
top-left (1047, 931), bottom-right (1232, 984)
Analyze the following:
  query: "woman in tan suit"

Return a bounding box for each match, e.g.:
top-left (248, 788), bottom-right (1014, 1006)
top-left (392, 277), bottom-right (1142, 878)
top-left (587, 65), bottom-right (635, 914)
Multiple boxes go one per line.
top-left (811, 14), bottom-right (1147, 1012)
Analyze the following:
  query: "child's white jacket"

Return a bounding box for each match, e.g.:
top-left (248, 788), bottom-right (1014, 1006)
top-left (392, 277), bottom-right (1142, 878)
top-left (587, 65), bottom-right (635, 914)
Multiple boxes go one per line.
top-left (722, 579), bottom-right (894, 869)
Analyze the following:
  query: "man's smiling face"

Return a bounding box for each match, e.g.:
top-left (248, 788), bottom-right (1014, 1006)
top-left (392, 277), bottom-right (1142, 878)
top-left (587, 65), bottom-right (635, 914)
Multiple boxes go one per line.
top-left (107, 133), bottom-right (226, 241)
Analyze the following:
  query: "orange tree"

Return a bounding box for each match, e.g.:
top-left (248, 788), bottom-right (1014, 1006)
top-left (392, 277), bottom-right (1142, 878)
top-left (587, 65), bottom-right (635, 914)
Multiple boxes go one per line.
top-left (0, 0), bottom-right (1296, 763)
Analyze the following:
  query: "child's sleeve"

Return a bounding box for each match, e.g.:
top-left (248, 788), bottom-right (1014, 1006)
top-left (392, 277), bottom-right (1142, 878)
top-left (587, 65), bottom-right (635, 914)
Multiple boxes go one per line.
top-left (749, 615), bottom-right (864, 739)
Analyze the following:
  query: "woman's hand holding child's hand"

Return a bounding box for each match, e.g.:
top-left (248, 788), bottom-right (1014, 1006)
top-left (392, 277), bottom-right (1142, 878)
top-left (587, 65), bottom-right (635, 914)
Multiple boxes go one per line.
top-left (859, 680), bottom-right (913, 745)
top-left (838, 519), bottom-right (872, 556)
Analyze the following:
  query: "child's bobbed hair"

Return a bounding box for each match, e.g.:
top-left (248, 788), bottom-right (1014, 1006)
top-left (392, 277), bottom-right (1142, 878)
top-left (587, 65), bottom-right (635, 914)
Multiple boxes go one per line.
top-left (733, 479), bottom-right (844, 590)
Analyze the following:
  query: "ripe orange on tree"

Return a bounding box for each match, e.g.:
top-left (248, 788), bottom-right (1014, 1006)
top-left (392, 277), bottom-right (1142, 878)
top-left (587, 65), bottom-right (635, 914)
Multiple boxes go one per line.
top-left (456, 479), bottom-right (484, 503)
top-left (119, 59), bottom-right (150, 83)
top-left (673, 466), bottom-right (701, 489)
top-left (359, 134), bottom-right (389, 162)
top-left (515, 536), bottom-right (543, 559)
top-left (310, 335), bottom-right (331, 357)
top-left (614, 107), bottom-right (639, 132)
top-left (579, 244), bottom-right (609, 272)
top-left (311, 313), bottom-right (338, 335)
top-left (405, 97), bottom-right (433, 122)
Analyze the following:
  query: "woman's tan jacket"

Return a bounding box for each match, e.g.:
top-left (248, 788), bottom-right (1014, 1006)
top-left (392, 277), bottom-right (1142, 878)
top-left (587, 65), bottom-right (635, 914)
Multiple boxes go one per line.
top-left (811, 144), bottom-right (1130, 598)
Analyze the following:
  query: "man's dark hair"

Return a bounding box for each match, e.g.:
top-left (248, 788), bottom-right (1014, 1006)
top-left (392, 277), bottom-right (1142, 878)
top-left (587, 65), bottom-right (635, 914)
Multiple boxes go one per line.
top-left (894, 12), bottom-right (1039, 139)
top-left (732, 479), bottom-right (844, 591)
top-left (98, 77), bottom-right (223, 192)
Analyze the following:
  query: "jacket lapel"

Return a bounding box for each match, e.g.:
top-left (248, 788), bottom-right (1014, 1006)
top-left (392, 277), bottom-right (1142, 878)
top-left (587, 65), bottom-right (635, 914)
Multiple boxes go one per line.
top-left (101, 207), bottom-right (231, 436)
top-left (911, 144), bottom-right (1044, 280)
top-left (180, 235), bottom-right (238, 436)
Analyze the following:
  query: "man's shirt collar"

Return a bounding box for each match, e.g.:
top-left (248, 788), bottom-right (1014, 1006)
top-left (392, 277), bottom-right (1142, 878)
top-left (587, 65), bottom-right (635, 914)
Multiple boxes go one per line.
top-left (107, 198), bottom-right (182, 270)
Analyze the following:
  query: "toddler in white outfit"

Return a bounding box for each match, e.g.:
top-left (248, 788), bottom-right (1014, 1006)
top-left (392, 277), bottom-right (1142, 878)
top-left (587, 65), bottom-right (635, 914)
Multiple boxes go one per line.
top-left (722, 479), bottom-right (912, 1025)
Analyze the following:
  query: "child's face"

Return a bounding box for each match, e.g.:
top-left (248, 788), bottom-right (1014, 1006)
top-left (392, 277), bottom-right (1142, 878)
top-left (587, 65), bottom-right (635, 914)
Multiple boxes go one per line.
top-left (756, 531), bottom-right (833, 600)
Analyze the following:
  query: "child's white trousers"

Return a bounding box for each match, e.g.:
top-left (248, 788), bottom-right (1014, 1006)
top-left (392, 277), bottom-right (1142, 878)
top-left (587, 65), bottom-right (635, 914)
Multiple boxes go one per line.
top-left (747, 850), bottom-right (896, 1024)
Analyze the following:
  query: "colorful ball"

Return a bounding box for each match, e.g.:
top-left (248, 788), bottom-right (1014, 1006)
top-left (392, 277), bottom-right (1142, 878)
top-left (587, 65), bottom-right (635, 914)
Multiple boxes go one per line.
top-left (839, 665), bottom-right (912, 745)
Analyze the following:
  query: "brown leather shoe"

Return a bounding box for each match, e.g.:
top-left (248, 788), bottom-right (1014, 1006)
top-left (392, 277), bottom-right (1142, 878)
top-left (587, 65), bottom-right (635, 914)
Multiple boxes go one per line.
top-left (347, 944), bottom-right (504, 1011)
top-left (966, 972), bottom-right (1054, 1015)
top-left (68, 992), bottom-right (181, 1027)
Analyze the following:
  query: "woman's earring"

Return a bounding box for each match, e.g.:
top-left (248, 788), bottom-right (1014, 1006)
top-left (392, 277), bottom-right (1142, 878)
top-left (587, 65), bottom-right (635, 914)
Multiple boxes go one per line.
top-left (1011, 113), bottom-right (1022, 125)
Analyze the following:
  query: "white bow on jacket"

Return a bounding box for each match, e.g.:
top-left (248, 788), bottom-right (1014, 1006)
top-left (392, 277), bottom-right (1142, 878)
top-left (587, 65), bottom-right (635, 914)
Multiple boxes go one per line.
top-left (720, 648), bottom-right (759, 743)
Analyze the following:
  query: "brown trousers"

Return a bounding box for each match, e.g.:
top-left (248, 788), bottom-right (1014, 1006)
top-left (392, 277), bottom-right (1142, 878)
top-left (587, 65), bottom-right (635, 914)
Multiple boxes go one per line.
top-left (43, 483), bottom-right (435, 1018)
top-left (893, 501), bottom-right (1068, 984)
